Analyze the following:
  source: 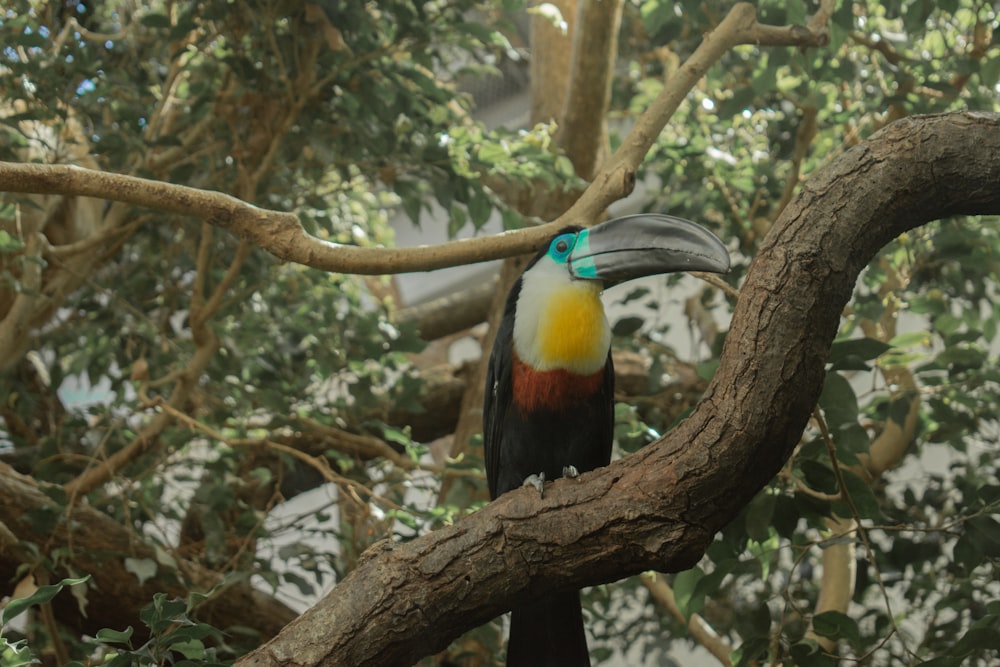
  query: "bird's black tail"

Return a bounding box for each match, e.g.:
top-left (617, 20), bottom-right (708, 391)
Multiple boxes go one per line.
top-left (505, 590), bottom-right (591, 666)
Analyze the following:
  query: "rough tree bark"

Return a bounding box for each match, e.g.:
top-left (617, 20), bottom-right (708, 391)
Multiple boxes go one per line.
top-left (235, 112), bottom-right (1000, 666)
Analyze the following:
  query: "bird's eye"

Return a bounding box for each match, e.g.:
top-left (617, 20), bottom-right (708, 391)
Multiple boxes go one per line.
top-left (550, 233), bottom-right (575, 259)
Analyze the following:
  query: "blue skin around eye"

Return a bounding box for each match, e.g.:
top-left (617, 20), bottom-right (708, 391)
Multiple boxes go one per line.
top-left (567, 230), bottom-right (598, 279)
top-left (548, 233), bottom-right (576, 262)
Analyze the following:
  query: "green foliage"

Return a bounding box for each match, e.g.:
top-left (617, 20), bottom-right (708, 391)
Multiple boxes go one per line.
top-left (66, 593), bottom-right (232, 667)
top-left (1, 576), bottom-right (90, 666)
top-left (1, 0), bottom-right (999, 665)
top-left (1, 576), bottom-right (90, 626)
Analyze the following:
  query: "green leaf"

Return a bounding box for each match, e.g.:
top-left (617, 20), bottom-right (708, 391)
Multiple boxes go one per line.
top-left (965, 515), bottom-right (1000, 557)
top-left (447, 203), bottom-right (468, 238)
top-left (819, 371), bottom-right (859, 430)
top-left (800, 459), bottom-right (838, 495)
top-left (887, 393), bottom-right (916, 427)
top-left (500, 208), bottom-right (524, 231)
top-left (96, 626), bottom-right (135, 645)
top-left (835, 469), bottom-right (882, 520)
top-left (834, 423), bottom-right (869, 464)
top-left (981, 57), bottom-right (1000, 89)
top-left (125, 557), bottom-right (158, 586)
top-left (467, 190), bottom-right (492, 230)
top-left (612, 316), bottom-right (644, 337)
top-left (916, 657), bottom-right (962, 667)
top-left (0, 638), bottom-right (38, 667)
top-left (829, 338), bottom-right (892, 363)
top-left (790, 638), bottom-right (838, 667)
top-left (696, 358), bottom-right (721, 381)
top-left (951, 625), bottom-right (1000, 657)
top-left (732, 635), bottom-right (770, 667)
top-left (2, 575), bottom-right (91, 625)
top-left (0, 230), bottom-right (25, 253)
top-left (745, 491), bottom-right (777, 542)
top-left (170, 638), bottom-right (207, 659)
top-left (139, 593), bottom-right (189, 634)
top-left (953, 528), bottom-right (984, 571)
top-left (554, 155), bottom-right (576, 179)
top-left (828, 337), bottom-right (891, 370)
top-left (14, 30), bottom-right (48, 48)
top-left (140, 13), bottom-right (172, 29)
top-left (672, 567), bottom-right (704, 620)
top-left (640, 0), bottom-right (676, 36)
top-left (933, 312), bottom-right (962, 335)
top-left (619, 287), bottom-right (650, 305)
top-left (812, 610), bottom-right (861, 646)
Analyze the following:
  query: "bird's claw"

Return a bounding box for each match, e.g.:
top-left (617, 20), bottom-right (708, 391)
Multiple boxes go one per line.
top-left (562, 465), bottom-right (580, 479)
top-left (522, 472), bottom-right (545, 498)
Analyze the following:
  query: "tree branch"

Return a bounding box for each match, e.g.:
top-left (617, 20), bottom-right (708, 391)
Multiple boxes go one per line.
top-left (235, 111), bottom-right (1000, 667)
top-left (0, 4), bottom-right (830, 278)
top-left (394, 275), bottom-right (496, 340)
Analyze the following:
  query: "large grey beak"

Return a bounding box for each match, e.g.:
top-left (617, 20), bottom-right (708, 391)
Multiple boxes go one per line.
top-left (568, 214), bottom-right (730, 286)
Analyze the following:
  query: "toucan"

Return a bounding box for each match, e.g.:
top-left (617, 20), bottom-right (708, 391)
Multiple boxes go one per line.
top-left (483, 213), bottom-right (730, 666)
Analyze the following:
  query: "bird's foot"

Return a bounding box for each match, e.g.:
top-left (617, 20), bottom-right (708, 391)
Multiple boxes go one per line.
top-left (522, 472), bottom-right (545, 498)
top-left (562, 465), bottom-right (580, 479)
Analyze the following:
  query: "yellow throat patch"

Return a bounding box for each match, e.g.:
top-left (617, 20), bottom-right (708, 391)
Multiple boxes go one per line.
top-left (533, 283), bottom-right (610, 373)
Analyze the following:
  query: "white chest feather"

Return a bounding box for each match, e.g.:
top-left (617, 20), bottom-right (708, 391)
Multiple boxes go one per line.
top-left (512, 261), bottom-right (611, 374)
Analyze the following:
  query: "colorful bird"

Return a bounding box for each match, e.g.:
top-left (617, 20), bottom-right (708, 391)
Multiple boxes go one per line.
top-left (483, 213), bottom-right (730, 666)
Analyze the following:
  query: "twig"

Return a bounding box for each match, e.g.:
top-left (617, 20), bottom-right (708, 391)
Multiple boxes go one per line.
top-left (811, 406), bottom-right (916, 661)
top-left (693, 270), bottom-right (740, 300)
top-left (63, 328), bottom-right (220, 497)
top-left (152, 399), bottom-right (411, 513)
top-left (642, 572), bottom-right (733, 666)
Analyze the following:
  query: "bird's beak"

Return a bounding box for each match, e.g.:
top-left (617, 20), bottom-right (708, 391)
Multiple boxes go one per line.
top-left (568, 214), bottom-right (730, 286)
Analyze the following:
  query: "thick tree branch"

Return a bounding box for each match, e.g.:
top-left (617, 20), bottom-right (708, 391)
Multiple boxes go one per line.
top-left (394, 276), bottom-right (496, 340)
top-left (236, 112), bottom-right (1000, 667)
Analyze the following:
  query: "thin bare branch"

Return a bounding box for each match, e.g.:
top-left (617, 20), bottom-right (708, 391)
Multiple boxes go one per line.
top-left (642, 573), bottom-right (733, 666)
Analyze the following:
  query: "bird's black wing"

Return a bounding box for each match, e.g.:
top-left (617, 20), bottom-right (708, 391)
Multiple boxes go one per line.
top-left (483, 286), bottom-right (518, 500)
top-left (596, 350), bottom-right (615, 466)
